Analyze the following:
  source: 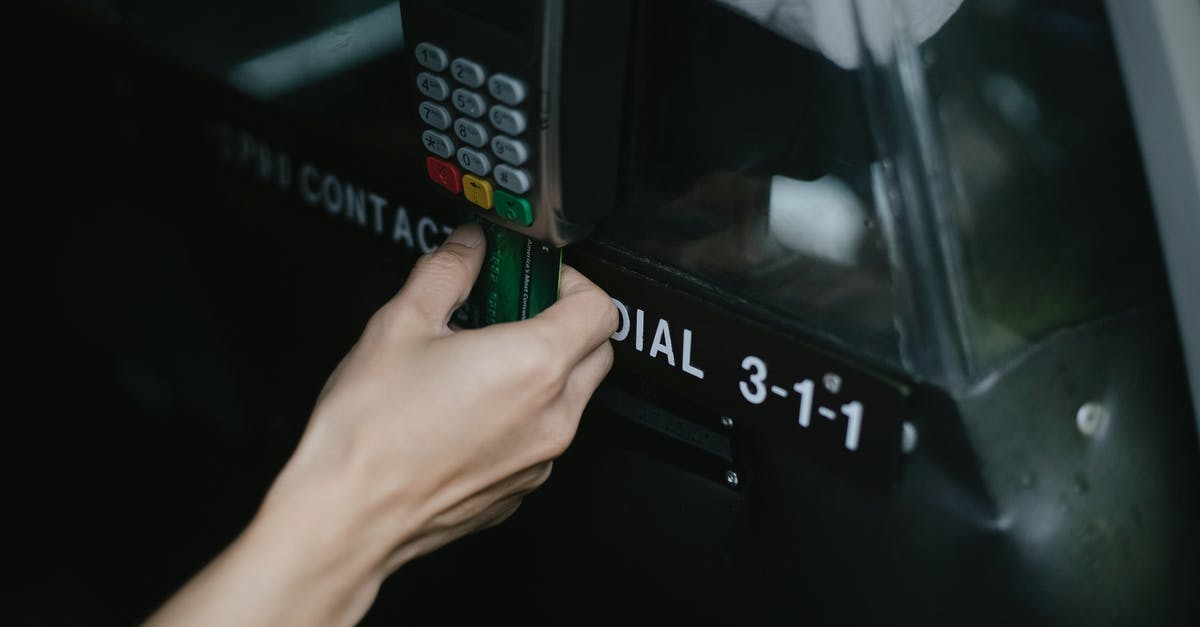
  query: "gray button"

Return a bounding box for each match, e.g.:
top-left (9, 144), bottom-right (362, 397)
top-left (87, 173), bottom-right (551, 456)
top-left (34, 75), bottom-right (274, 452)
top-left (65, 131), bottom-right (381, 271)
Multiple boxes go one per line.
top-left (457, 147), bottom-right (492, 177)
top-left (450, 58), bottom-right (486, 88)
top-left (421, 130), bottom-right (455, 159)
top-left (494, 164), bottom-right (532, 194)
top-left (416, 72), bottom-right (449, 101)
top-left (488, 105), bottom-right (526, 135)
top-left (488, 74), bottom-right (526, 106)
top-left (451, 89), bottom-right (487, 118)
top-left (490, 135), bottom-right (529, 166)
top-left (415, 43), bottom-right (448, 71)
top-left (418, 101), bottom-right (452, 130)
top-left (453, 118), bottom-right (489, 148)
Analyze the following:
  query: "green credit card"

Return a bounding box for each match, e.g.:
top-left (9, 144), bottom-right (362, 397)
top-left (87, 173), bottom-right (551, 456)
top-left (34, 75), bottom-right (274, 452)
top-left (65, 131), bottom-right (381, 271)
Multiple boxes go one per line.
top-left (461, 220), bottom-right (562, 326)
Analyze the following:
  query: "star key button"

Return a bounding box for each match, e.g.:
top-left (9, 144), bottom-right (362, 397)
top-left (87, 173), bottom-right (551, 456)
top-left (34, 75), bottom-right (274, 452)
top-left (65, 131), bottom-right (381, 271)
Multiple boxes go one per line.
top-left (425, 156), bottom-right (462, 194)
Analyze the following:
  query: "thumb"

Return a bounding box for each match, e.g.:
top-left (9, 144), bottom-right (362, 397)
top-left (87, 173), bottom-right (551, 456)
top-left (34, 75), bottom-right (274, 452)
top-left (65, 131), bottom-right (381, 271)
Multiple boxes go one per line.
top-left (396, 222), bottom-right (486, 329)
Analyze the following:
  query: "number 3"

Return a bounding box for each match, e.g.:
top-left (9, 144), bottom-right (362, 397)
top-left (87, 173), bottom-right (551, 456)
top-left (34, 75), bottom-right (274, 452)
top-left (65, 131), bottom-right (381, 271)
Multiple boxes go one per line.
top-left (740, 356), bottom-right (767, 405)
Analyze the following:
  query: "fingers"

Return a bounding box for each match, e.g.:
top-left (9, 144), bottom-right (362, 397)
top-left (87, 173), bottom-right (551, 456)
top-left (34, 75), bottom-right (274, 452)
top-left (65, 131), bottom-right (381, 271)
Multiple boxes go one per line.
top-left (563, 340), bottom-right (614, 415)
top-left (518, 265), bottom-right (619, 368)
top-left (394, 223), bottom-right (486, 329)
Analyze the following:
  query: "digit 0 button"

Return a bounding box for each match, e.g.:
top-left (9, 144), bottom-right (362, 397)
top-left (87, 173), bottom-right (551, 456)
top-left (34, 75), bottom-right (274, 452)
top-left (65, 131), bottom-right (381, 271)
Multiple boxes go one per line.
top-left (425, 156), bottom-right (462, 194)
top-left (450, 58), bottom-right (486, 88)
top-left (415, 43), bottom-right (448, 71)
top-left (457, 146), bottom-right (492, 177)
top-left (462, 174), bottom-right (494, 210)
top-left (494, 164), bottom-right (531, 194)
top-left (495, 190), bottom-right (533, 226)
top-left (488, 74), bottom-right (526, 106)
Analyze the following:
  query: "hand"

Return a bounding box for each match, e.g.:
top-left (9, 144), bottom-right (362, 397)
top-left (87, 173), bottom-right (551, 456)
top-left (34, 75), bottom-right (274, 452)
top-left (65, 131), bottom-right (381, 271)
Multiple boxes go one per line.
top-left (144, 223), bottom-right (618, 627)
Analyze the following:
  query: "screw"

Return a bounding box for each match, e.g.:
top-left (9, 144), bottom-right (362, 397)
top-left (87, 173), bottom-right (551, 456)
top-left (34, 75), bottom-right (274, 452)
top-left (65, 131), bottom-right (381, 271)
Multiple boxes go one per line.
top-left (724, 470), bottom-right (740, 488)
top-left (720, 416), bottom-right (734, 430)
top-left (823, 373), bottom-right (843, 394)
top-left (1076, 402), bottom-right (1108, 437)
top-left (901, 422), bottom-right (918, 454)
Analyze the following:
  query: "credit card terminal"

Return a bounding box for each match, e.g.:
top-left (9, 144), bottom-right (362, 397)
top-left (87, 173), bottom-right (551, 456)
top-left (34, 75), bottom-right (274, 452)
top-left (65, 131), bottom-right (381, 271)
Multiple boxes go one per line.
top-left (400, 0), bottom-right (633, 248)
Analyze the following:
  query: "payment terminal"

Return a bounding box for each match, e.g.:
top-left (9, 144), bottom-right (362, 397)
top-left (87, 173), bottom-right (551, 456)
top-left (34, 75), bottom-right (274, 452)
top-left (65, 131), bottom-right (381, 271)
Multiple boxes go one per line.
top-left (400, 0), bottom-right (633, 323)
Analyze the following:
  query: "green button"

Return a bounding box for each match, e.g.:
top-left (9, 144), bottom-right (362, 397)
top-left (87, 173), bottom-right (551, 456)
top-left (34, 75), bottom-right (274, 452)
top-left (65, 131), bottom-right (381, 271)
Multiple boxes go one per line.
top-left (494, 189), bottom-right (533, 226)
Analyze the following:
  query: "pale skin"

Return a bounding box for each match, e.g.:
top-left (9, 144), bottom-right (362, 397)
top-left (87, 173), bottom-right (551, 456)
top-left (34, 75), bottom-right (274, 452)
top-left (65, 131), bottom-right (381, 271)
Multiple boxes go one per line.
top-left (143, 222), bottom-right (619, 627)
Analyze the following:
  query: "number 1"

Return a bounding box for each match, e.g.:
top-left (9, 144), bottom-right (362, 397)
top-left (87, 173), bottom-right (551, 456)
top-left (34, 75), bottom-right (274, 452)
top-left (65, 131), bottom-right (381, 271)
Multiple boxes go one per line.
top-left (841, 401), bottom-right (863, 451)
top-left (793, 379), bottom-right (814, 427)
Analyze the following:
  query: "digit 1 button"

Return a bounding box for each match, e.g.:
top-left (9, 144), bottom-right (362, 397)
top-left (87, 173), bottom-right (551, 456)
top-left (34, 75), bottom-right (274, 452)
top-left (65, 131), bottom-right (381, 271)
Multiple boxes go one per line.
top-left (425, 156), bottom-right (462, 194)
top-left (493, 164), bottom-right (531, 194)
top-left (488, 74), bottom-right (526, 106)
top-left (414, 43), bottom-right (448, 71)
top-left (462, 174), bottom-right (494, 210)
top-left (494, 190), bottom-right (533, 226)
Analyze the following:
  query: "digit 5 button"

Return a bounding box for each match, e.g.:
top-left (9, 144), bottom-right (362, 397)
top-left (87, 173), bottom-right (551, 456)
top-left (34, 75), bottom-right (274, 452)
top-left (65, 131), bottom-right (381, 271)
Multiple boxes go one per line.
top-left (425, 156), bottom-right (462, 194)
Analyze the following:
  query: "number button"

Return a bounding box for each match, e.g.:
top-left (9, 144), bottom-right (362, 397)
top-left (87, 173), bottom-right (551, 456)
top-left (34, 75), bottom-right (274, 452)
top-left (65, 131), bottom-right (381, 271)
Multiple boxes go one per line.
top-left (418, 101), bottom-right (451, 130)
top-left (493, 164), bottom-right (531, 194)
top-left (457, 147), bottom-right (492, 177)
top-left (416, 72), bottom-right (449, 101)
top-left (488, 105), bottom-right (526, 135)
top-left (414, 43), bottom-right (448, 71)
top-left (450, 58), bottom-right (486, 88)
top-left (491, 136), bottom-right (529, 166)
top-left (451, 89), bottom-right (487, 118)
top-left (453, 119), bottom-right (489, 148)
top-left (487, 74), bottom-right (526, 106)
top-left (421, 130), bottom-right (455, 159)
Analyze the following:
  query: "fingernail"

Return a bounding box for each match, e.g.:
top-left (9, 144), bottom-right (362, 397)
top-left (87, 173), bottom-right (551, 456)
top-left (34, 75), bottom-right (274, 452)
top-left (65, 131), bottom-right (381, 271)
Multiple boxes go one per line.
top-left (444, 223), bottom-right (483, 249)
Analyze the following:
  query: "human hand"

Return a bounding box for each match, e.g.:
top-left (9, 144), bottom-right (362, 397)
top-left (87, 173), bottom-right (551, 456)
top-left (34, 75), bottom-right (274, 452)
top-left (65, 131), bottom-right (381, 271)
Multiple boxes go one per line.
top-left (143, 223), bottom-right (617, 627)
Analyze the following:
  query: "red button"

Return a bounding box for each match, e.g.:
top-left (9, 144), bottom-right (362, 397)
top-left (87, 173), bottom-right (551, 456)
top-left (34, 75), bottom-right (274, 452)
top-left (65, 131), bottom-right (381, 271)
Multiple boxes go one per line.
top-left (426, 156), bottom-right (462, 194)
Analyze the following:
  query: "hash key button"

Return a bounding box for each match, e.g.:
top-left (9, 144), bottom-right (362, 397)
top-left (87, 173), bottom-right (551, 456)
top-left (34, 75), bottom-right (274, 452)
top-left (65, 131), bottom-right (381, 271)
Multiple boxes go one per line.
top-left (494, 164), bottom-right (531, 194)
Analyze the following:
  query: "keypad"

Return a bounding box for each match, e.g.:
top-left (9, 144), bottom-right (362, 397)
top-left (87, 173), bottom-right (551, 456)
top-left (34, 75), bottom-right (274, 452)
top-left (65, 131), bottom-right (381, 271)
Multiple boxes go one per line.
top-left (412, 42), bottom-right (535, 227)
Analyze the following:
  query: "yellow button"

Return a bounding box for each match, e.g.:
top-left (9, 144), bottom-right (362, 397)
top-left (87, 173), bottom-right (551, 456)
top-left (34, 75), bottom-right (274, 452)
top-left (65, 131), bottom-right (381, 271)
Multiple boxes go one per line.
top-left (462, 174), bottom-right (493, 209)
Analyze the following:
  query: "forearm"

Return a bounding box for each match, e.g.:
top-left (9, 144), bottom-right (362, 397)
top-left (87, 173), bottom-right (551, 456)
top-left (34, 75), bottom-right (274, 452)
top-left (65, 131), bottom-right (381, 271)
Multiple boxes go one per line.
top-left (143, 467), bottom-right (397, 627)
